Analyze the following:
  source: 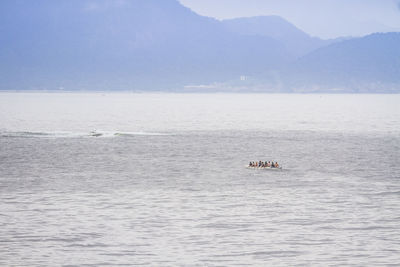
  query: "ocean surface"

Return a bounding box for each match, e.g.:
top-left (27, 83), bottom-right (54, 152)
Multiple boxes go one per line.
top-left (1, 92), bottom-right (400, 266)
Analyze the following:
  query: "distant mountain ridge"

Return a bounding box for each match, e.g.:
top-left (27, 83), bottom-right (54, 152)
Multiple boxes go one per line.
top-left (0, 0), bottom-right (290, 90)
top-left (0, 0), bottom-right (399, 92)
top-left (286, 32), bottom-right (400, 92)
top-left (222, 16), bottom-right (335, 58)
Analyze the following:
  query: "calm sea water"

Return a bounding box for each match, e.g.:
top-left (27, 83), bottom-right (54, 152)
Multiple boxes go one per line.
top-left (1, 93), bottom-right (400, 266)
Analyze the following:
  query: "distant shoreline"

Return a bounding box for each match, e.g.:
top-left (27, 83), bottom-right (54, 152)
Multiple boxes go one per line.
top-left (0, 90), bottom-right (399, 94)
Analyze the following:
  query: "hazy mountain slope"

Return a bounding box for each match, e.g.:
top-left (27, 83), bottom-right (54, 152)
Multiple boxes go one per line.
top-left (0, 0), bottom-right (290, 90)
top-left (286, 32), bottom-right (400, 92)
top-left (222, 16), bottom-right (336, 57)
top-left (1, 1), bottom-right (398, 92)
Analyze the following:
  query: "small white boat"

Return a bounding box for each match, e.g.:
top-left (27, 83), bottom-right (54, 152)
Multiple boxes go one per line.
top-left (89, 131), bottom-right (102, 137)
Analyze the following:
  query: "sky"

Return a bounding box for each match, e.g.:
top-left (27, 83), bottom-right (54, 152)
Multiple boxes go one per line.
top-left (179, 0), bottom-right (400, 39)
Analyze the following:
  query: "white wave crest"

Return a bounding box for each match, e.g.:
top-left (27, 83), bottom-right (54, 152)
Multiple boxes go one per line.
top-left (0, 130), bottom-right (170, 138)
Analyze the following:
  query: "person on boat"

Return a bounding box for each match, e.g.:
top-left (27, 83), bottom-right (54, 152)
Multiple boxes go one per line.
top-left (259, 160), bottom-right (262, 167)
top-left (271, 162), bottom-right (275, 168)
top-left (275, 162), bottom-right (279, 168)
top-left (249, 162), bottom-right (252, 167)
top-left (267, 161), bottom-right (271, 167)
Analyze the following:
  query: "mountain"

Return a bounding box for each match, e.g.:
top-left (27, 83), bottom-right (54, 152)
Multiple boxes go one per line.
top-left (0, 1), bottom-right (399, 92)
top-left (0, 0), bottom-right (290, 91)
top-left (286, 32), bottom-right (400, 92)
top-left (222, 16), bottom-right (338, 58)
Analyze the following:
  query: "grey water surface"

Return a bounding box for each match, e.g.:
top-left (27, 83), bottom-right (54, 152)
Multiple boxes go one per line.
top-left (1, 93), bottom-right (400, 266)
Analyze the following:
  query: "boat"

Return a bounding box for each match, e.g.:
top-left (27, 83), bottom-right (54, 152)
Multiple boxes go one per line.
top-left (89, 130), bottom-right (102, 137)
top-left (246, 166), bottom-right (282, 170)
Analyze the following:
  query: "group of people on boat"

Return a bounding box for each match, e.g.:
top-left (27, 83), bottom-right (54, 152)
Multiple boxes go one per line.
top-left (249, 161), bottom-right (280, 168)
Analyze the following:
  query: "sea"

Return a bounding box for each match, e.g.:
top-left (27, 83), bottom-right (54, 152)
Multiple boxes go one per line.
top-left (0, 92), bottom-right (399, 266)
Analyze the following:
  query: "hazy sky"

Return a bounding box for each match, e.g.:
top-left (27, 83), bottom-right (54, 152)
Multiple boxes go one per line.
top-left (179, 0), bottom-right (400, 39)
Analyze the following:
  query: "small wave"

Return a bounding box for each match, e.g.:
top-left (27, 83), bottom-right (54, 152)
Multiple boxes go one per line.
top-left (0, 131), bottom-right (48, 137)
top-left (0, 131), bottom-right (84, 138)
top-left (0, 130), bottom-right (170, 138)
top-left (114, 131), bottom-right (169, 137)
top-left (371, 191), bottom-right (400, 196)
top-left (88, 130), bottom-right (170, 137)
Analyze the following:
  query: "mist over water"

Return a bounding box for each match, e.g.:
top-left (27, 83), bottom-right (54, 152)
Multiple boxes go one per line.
top-left (1, 93), bottom-right (399, 134)
top-left (1, 93), bottom-right (400, 266)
